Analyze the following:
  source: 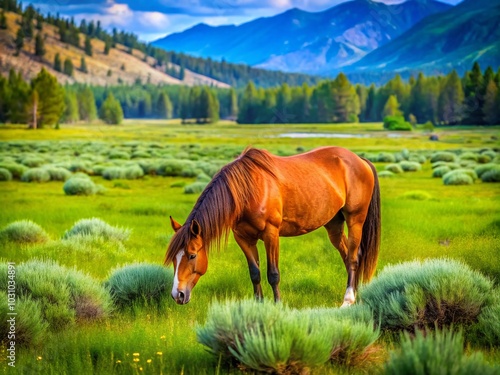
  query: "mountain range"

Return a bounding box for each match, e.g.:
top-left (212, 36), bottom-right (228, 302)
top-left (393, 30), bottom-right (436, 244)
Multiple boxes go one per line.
top-left (153, 0), bottom-right (500, 77)
top-left (350, 0), bottom-right (500, 73)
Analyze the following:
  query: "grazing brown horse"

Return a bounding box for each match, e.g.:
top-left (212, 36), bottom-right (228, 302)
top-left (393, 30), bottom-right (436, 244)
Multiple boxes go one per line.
top-left (165, 146), bottom-right (380, 306)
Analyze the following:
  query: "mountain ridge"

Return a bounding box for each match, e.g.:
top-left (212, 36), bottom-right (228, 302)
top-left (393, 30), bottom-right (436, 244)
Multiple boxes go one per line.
top-left (153, 0), bottom-right (452, 74)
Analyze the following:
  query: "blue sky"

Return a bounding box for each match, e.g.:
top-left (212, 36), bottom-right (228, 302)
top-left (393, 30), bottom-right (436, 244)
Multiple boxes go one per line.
top-left (26, 0), bottom-right (463, 42)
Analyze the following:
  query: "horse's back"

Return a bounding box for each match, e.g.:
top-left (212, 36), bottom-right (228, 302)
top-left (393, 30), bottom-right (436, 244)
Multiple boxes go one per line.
top-left (262, 147), bottom-right (375, 235)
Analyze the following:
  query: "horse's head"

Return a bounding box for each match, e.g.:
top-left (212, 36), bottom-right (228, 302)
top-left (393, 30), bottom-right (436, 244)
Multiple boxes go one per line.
top-left (168, 217), bottom-right (208, 305)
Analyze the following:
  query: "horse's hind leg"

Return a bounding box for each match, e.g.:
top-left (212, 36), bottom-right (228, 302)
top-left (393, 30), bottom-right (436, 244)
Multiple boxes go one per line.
top-left (234, 233), bottom-right (263, 300)
top-left (325, 212), bottom-right (352, 306)
top-left (341, 212), bottom-right (367, 307)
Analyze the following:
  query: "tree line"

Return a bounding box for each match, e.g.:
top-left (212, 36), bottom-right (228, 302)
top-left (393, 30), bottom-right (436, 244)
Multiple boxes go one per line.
top-left (0, 0), bottom-right (319, 88)
top-left (1, 63), bottom-right (499, 127)
top-left (237, 62), bottom-right (500, 125)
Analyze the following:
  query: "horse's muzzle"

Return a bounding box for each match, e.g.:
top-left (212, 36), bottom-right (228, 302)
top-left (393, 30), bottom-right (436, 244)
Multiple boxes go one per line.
top-left (172, 289), bottom-right (191, 305)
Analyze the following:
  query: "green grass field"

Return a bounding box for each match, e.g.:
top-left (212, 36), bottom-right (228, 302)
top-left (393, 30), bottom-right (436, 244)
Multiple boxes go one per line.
top-left (0, 121), bottom-right (499, 374)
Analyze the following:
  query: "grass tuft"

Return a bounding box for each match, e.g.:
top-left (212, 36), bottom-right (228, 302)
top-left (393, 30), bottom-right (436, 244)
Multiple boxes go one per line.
top-left (359, 258), bottom-right (493, 332)
top-left (0, 220), bottom-right (50, 244)
top-left (63, 218), bottom-right (130, 242)
top-left (104, 263), bottom-right (172, 308)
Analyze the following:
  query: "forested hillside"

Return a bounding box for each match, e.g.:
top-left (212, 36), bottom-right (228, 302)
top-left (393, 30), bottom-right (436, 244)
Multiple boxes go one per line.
top-left (0, 0), bottom-right (319, 88)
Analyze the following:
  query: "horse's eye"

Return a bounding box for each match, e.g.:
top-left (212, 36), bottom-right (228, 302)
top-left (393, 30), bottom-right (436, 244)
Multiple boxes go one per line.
top-left (188, 254), bottom-right (197, 260)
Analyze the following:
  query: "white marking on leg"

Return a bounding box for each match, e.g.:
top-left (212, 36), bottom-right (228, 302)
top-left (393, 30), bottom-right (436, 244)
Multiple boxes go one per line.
top-left (341, 286), bottom-right (355, 308)
top-left (172, 250), bottom-right (184, 298)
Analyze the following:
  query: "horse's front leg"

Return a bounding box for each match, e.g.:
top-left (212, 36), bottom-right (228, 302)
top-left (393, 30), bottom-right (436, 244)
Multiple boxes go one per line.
top-left (262, 225), bottom-right (281, 302)
top-left (234, 233), bottom-right (263, 300)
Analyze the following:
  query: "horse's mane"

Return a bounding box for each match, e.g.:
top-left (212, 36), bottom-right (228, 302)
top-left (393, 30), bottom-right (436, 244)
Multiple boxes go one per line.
top-left (165, 147), bottom-right (277, 265)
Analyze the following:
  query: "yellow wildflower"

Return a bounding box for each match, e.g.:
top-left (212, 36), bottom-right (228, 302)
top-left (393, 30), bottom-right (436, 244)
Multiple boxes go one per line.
top-left (147, 359), bottom-right (152, 363)
top-left (156, 352), bottom-right (163, 356)
top-left (116, 360), bottom-right (122, 364)
top-left (36, 356), bottom-right (42, 361)
top-left (133, 352), bottom-right (140, 356)
top-left (133, 358), bottom-right (140, 362)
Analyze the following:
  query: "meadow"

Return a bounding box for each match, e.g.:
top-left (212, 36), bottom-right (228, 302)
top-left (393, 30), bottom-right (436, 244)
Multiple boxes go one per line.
top-left (0, 121), bottom-right (499, 374)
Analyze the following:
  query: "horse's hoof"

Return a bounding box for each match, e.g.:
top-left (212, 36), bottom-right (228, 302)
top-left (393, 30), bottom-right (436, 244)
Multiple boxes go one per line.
top-left (340, 301), bottom-right (353, 308)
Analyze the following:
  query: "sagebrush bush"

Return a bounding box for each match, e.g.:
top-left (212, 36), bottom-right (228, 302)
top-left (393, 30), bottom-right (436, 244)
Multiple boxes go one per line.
top-left (400, 191), bottom-right (433, 200)
top-left (197, 300), bottom-right (379, 374)
top-left (108, 150), bottom-right (130, 160)
top-left (472, 291), bottom-right (500, 346)
top-left (442, 170), bottom-right (474, 185)
top-left (184, 181), bottom-right (208, 194)
top-left (69, 160), bottom-right (93, 174)
top-left (21, 168), bottom-right (51, 183)
top-left (378, 171), bottom-right (395, 178)
top-left (409, 154), bottom-right (427, 164)
top-left (131, 149), bottom-right (150, 159)
top-left (0, 260), bottom-right (112, 336)
top-left (480, 165), bottom-right (500, 182)
top-left (196, 172), bottom-right (212, 182)
top-left (377, 152), bottom-right (396, 163)
top-left (63, 177), bottom-right (98, 195)
top-left (63, 218), bottom-right (130, 242)
top-left (384, 329), bottom-right (496, 375)
top-left (459, 152), bottom-right (479, 162)
top-left (124, 165), bottom-right (144, 179)
top-left (359, 259), bottom-right (494, 332)
top-left (44, 166), bottom-right (72, 181)
top-left (430, 152), bottom-right (458, 163)
top-left (385, 164), bottom-right (403, 174)
top-left (170, 180), bottom-right (187, 188)
top-left (0, 292), bottom-right (47, 346)
top-left (105, 263), bottom-right (172, 307)
top-left (0, 168), bottom-right (12, 181)
top-left (19, 155), bottom-right (45, 168)
top-left (0, 162), bottom-right (27, 179)
top-left (102, 166), bottom-right (125, 180)
top-left (432, 165), bottom-right (451, 178)
top-left (156, 159), bottom-right (194, 177)
top-left (474, 163), bottom-right (498, 178)
top-left (0, 220), bottom-right (50, 243)
top-left (399, 161), bottom-right (421, 172)
top-left (383, 116), bottom-right (412, 131)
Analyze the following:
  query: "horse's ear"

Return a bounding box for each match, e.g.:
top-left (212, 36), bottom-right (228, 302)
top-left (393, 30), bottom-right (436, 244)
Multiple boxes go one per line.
top-left (170, 216), bottom-right (182, 233)
top-left (190, 219), bottom-right (201, 237)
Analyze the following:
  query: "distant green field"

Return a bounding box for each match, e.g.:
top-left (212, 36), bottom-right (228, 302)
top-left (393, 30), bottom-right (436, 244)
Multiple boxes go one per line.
top-left (0, 121), bottom-right (499, 374)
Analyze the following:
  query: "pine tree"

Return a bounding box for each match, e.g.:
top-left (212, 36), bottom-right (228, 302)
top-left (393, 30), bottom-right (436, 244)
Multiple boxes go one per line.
top-left (483, 80), bottom-right (500, 125)
top-left (15, 27), bottom-right (24, 56)
top-left (0, 75), bottom-right (11, 123)
top-left (6, 69), bottom-right (31, 124)
top-left (78, 87), bottom-right (97, 122)
top-left (62, 90), bottom-right (79, 123)
top-left (383, 95), bottom-right (402, 117)
top-left (80, 57), bottom-right (88, 73)
top-left (31, 68), bottom-right (65, 127)
top-left (63, 58), bottom-right (74, 76)
top-left (104, 37), bottom-right (111, 55)
top-left (34, 32), bottom-right (45, 58)
top-left (156, 92), bottom-right (173, 119)
top-left (330, 73), bottom-right (360, 123)
top-left (0, 10), bottom-right (8, 30)
top-left (99, 93), bottom-right (123, 125)
top-left (36, 13), bottom-right (43, 30)
top-left (409, 73), bottom-right (427, 123)
top-left (84, 35), bottom-right (92, 56)
top-left (54, 53), bottom-right (62, 72)
top-left (364, 84), bottom-right (377, 122)
top-left (463, 62), bottom-right (484, 124)
top-left (438, 70), bottom-right (464, 125)
top-left (228, 88), bottom-right (238, 118)
top-left (237, 81), bottom-right (259, 124)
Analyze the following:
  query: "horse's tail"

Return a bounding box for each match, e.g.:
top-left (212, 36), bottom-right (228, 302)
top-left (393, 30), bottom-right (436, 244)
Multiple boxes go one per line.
top-left (358, 159), bottom-right (381, 284)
